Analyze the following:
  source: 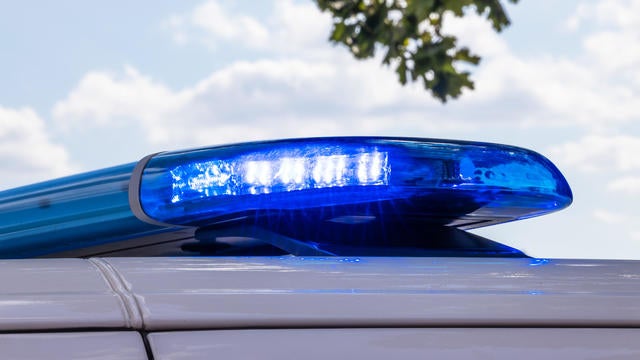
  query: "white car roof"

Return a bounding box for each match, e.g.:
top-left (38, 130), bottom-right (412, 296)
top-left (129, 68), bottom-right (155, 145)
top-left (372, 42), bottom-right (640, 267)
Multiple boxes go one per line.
top-left (1, 257), bottom-right (639, 331)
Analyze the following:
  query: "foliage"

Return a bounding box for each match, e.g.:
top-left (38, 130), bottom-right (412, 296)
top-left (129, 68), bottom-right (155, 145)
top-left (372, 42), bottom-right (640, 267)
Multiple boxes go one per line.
top-left (314, 0), bottom-right (518, 102)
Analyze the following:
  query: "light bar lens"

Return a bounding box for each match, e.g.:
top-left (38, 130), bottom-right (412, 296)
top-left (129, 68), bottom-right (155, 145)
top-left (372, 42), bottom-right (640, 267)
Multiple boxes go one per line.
top-left (170, 151), bottom-right (389, 201)
top-left (135, 137), bottom-right (572, 227)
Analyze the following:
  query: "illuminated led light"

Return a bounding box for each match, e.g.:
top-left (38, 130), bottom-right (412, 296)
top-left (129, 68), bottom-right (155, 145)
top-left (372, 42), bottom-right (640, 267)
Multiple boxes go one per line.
top-left (334, 155), bottom-right (347, 184)
top-left (292, 158), bottom-right (305, 184)
top-left (134, 137), bottom-right (572, 227)
top-left (357, 153), bottom-right (368, 183)
top-left (313, 155), bottom-right (350, 187)
top-left (167, 150), bottom-right (389, 202)
top-left (311, 157), bottom-right (324, 184)
top-left (278, 158), bottom-right (302, 186)
top-left (170, 161), bottom-right (234, 202)
top-left (370, 152), bottom-right (383, 182)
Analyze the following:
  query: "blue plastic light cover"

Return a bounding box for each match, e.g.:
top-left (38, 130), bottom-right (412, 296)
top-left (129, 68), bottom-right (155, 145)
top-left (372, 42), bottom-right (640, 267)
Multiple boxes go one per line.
top-left (0, 164), bottom-right (168, 258)
top-left (132, 137), bottom-right (572, 227)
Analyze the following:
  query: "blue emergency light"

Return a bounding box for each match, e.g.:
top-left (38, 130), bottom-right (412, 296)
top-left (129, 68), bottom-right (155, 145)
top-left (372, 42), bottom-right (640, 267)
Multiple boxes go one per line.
top-left (0, 137), bottom-right (572, 258)
top-left (131, 137), bottom-right (572, 227)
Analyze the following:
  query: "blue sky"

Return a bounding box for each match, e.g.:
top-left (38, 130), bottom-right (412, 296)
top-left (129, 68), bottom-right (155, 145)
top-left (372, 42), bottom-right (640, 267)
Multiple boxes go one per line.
top-left (1, 0), bottom-right (639, 259)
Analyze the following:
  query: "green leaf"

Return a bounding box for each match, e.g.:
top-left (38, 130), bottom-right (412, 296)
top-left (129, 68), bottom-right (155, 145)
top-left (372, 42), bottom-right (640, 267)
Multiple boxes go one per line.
top-left (396, 60), bottom-right (408, 85)
top-left (330, 23), bottom-right (347, 41)
top-left (313, 0), bottom-right (518, 102)
top-left (406, 0), bottom-right (436, 17)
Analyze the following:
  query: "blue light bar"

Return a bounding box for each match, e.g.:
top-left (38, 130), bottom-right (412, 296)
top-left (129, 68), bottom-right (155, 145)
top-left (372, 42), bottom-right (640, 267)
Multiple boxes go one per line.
top-left (0, 164), bottom-right (168, 258)
top-left (132, 137), bottom-right (572, 227)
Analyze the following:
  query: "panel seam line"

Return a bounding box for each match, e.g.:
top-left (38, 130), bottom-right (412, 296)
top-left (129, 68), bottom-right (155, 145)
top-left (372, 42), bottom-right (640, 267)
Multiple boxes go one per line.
top-left (89, 258), bottom-right (144, 330)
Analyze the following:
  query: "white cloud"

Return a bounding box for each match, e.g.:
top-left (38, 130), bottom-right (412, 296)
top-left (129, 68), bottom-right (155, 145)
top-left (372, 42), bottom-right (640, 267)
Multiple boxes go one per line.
top-left (471, 55), bottom-right (639, 126)
top-left (63, 2), bottom-right (521, 147)
top-left (593, 209), bottom-right (633, 224)
top-left (444, 12), bottom-right (509, 59)
top-left (0, 106), bottom-right (75, 189)
top-left (165, 0), bottom-right (334, 55)
top-left (164, 15), bottom-right (189, 45)
top-left (165, 0), bottom-right (271, 49)
top-left (592, 209), bottom-right (640, 251)
top-left (567, 0), bottom-right (640, 72)
top-left (583, 31), bottom-right (640, 72)
top-left (192, 1), bottom-right (269, 48)
top-left (551, 134), bottom-right (640, 206)
top-left (160, 0), bottom-right (640, 130)
top-left (567, 0), bottom-right (640, 30)
top-left (549, 135), bottom-right (640, 173)
top-left (52, 66), bottom-right (179, 132)
top-left (53, 58), bottom-right (473, 149)
top-left (266, 0), bottom-right (333, 56)
top-left (55, 1), bottom-right (640, 153)
top-left (607, 176), bottom-right (640, 195)
top-left (443, 7), bottom-right (640, 128)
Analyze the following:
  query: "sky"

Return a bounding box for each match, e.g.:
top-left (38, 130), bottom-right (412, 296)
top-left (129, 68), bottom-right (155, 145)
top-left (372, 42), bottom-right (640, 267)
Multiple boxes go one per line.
top-left (1, 0), bottom-right (639, 259)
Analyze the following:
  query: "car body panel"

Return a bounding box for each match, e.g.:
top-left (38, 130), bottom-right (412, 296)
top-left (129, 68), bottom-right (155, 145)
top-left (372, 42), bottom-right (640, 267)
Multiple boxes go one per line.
top-left (1, 256), bottom-right (638, 332)
top-left (103, 256), bottom-right (640, 330)
top-left (0, 332), bottom-right (147, 360)
top-left (148, 328), bottom-right (640, 360)
top-left (0, 258), bottom-right (127, 331)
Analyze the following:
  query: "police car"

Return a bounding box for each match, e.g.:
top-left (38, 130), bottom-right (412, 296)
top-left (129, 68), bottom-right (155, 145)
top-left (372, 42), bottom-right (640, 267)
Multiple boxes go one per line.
top-left (0, 137), bottom-right (638, 359)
